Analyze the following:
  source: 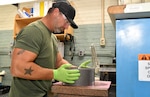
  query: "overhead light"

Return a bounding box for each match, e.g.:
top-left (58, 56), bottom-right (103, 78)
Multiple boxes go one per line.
top-left (0, 0), bottom-right (37, 5)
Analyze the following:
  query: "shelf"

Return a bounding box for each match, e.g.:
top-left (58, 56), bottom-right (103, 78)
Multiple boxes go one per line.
top-left (107, 5), bottom-right (125, 28)
top-left (100, 64), bottom-right (116, 72)
top-left (99, 67), bottom-right (116, 72)
top-left (108, 4), bottom-right (150, 28)
top-left (13, 14), bottom-right (42, 39)
top-left (13, 14), bottom-right (73, 41)
top-left (15, 17), bottom-right (42, 23)
top-left (54, 34), bottom-right (65, 41)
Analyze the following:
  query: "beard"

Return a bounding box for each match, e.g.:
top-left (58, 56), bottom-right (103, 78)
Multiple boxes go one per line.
top-left (53, 31), bottom-right (64, 34)
top-left (53, 26), bottom-right (64, 34)
top-left (53, 18), bottom-right (65, 34)
top-left (53, 28), bottom-right (62, 33)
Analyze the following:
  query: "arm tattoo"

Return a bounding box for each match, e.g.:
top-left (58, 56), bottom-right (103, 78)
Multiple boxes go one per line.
top-left (24, 66), bottom-right (34, 76)
top-left (17, 49), bottom-right (25, 55)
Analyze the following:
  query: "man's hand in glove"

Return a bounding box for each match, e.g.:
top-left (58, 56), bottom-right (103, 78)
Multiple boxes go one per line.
top-left (53, 64), bottom-right (80, 84)
top-left (79, 60), bottom-right (91, 68)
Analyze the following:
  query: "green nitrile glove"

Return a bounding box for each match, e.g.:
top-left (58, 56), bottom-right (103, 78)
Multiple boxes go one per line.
top-left (53, 64), bottom-right (80, 84)
top-left (79, 60), bottom-right (91, 68)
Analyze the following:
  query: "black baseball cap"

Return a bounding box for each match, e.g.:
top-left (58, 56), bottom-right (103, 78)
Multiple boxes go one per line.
top-left (52, 2), bottom-right (78, 29)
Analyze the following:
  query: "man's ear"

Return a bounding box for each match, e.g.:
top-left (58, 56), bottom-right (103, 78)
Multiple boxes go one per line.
top-left (53, 8), bottom-right (60, 16)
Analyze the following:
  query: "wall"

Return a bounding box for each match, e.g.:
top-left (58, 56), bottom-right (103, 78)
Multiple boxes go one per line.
top-left (0, 30), bottom-right (12, 97)
top-left (63, 0), bottom-right (117, 66)
top-left (2, 1), bottom-right (150, 97)
top-left (118, 0), bottom-right (150, 4)
top-left (0, 0), bottom-right (135, 87)
top-left (0, 1), bottom-right (114, 88)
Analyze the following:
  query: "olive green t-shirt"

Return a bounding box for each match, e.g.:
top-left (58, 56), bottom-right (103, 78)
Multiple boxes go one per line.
top-left (9, 20), bottom-right (58, 97)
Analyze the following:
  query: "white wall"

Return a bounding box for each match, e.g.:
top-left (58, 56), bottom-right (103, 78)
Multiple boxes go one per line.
top-left (1, 0), bottom-right (150, 30)
top-left (0, 0), bottom-right (118, 30)
top-left (0, 5), bottom-right (17, 30)
top-left (118, 0), bottom-right (150, 4)
top-left (73, 0), bottom-right (118, 25)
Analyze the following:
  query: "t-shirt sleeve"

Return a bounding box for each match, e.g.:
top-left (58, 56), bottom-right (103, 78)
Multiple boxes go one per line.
top-left (15, 26), bottom-right (43, 55)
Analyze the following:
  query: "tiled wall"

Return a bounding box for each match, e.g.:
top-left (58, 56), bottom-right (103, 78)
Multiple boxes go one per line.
top-left (64, 24), bottom-right (116, 65)
top-left (0, 30), bottom-right (12, 97)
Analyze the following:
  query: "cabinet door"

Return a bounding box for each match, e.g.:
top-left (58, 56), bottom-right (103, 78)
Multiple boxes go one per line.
top-left (116, 18), bottom-right (150, 97)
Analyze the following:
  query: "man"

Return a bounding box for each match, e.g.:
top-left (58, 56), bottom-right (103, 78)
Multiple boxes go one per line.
top-left (9, 2), bottom-right (80, 97)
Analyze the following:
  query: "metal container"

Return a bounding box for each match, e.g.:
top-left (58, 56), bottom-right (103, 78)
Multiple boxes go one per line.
top-left (65, 68), bottom-right (95, 86)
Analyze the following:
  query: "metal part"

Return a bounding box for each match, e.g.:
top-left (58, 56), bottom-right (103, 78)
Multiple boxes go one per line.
top-left (65, 68), bottom-right (95, 86)
top-left (100, 0), bottom-right (105, 46)
top-left (64, 33), bottom-right (75, 61)
top-left (78, 49), bottom-right (85, 56)
top-left (90, 44), bottom-right (100, 76)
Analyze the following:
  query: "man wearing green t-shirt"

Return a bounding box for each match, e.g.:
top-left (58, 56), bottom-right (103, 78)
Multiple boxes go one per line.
top-left (9, 2), bottom-right (80, 97)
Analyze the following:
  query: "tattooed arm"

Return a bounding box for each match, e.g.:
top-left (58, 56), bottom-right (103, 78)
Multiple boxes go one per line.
top-left (10, 48), bottom-right (54, 80)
